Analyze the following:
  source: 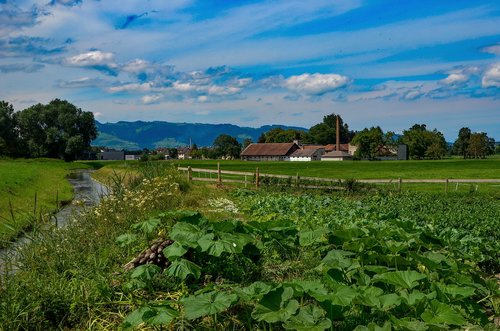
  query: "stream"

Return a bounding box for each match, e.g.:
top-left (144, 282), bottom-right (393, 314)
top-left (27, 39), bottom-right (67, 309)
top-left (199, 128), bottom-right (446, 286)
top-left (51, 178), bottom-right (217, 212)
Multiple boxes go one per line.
top-left (0, 170), bottom-right (107, 273)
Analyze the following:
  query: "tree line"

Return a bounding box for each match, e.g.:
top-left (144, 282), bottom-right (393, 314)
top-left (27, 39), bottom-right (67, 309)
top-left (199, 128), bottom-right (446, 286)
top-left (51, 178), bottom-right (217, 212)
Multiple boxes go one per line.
top-left (193, 113), bottom-right (497, 160)
top-left (0, 100), bottom-right (97, 161)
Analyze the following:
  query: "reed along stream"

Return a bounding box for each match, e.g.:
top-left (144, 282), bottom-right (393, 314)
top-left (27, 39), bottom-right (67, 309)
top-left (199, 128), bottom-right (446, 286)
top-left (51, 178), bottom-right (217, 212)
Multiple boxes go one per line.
top-left (0, 170), bottom-right (107, 273)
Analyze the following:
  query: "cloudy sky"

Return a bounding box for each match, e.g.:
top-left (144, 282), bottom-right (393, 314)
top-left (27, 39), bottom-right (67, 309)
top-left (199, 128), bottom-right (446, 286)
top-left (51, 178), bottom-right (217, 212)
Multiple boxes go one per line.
top-left (1, 0), bottom-right (499, 140)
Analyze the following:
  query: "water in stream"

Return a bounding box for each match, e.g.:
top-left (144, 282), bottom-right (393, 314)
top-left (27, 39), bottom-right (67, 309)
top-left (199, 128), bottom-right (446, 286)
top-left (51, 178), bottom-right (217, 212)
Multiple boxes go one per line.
top-left (0, 170), bottom-right (107, 273)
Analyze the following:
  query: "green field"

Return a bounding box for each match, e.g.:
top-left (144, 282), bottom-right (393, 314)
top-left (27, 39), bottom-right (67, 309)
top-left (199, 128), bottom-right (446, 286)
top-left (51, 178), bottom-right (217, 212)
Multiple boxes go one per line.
top-left (0, 158), bottom-right (91, 245)
top-left (173, 158), bottom-right (500, 179)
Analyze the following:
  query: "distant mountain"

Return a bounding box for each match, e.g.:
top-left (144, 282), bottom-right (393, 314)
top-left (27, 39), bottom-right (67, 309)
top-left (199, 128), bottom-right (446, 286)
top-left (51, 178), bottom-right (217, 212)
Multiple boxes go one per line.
top-left (93, 121), bottom-right (307, 150)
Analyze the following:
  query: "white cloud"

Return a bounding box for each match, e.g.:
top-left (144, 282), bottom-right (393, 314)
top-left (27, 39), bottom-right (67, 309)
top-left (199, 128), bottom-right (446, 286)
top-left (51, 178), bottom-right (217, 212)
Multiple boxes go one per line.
top-left (283, 73), bottom-right (349, 95)
top-left (141, 94), bottom-right (161, 105)
top-left (108, 82), bottom-right (154, 93)
top-left (65, 50), bottom-right (116, 67)
top-left (482, 63), bottom-right (500, 87)
top-left (122, 59), bottom-right (151, 73)
top-left (481, 44), bottom-right (500, 55)
top-left (439, 73), bottom-right (468, 85)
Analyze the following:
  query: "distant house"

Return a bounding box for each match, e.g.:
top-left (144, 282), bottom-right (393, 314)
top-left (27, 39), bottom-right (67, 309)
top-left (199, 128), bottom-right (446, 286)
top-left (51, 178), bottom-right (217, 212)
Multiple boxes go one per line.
top-left (97, 150), bottom-right (124, 161)
top-left (124, 150), bottom-right (142, 160)
top-left (290, 148), bottom-right (324, 162)
top-left (241, 143), bottom-right (300, 161)
top-left (178, 147), bottom-right (191, 160)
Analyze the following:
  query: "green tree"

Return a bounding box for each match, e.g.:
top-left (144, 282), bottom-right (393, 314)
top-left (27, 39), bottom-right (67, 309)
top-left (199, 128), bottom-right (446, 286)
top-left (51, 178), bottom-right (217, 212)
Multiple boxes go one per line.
top-left (401, 124), bottom-right (446, 159)
top-left (243, 138), bottom-right (253, 149)
top-left (258, 128), bottom-right (306, 143)
top-left (351, 127), bottom-right (396, 159)
top-left (213, 134), bottom-right (241, 159)
top-left (17, 99), bottom-right (97, 160)
top-left (453, 127), bottom-right (471, 158)
top-left (0, 101), bottom-right (19, 156)
top-left (467, 132), bottom-right (493, 159)
top-left (305, 113), bottom-right (351, 145)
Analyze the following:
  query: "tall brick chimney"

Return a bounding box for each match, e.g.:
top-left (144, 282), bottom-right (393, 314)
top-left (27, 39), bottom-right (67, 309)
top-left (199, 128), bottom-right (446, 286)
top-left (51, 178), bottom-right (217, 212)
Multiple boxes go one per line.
top-left (336, 115), bottom-right (340, 152)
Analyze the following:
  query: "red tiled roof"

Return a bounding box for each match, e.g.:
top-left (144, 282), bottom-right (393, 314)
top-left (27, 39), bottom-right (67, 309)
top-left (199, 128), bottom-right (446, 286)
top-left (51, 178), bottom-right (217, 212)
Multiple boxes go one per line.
top-left (324, 144), bottom-right (349, 152)
top-left (241, 143), bottom-right (298, 156)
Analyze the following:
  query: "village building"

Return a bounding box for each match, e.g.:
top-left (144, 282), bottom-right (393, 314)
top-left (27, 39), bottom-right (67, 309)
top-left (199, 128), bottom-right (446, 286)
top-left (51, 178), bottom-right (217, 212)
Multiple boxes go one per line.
top-left (97, 149), bottom-right (124, 161)
top-left (240, 142), bottom-right (300, 161)
top-left (177, 147), bottom-right (191, 160)
top-left (321, 150), bottom-right (353, 161)
top-left (289, 147), bottom-right (325, 161)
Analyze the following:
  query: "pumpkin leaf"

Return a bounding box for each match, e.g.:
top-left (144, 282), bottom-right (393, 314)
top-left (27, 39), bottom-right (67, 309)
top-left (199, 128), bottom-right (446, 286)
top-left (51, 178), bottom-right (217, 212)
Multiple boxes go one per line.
top-left (251, 286), bottom-right (299, 323)
top-left (420, 300), bottom-right (466, 326)
top-left (162, 241), bottom-right (187, 260)
top-left (283, 304), bottom-right (332, 331)
top-left (374, 270), bottom-right (427, 289)
top-left (131, 218), bottom-right (161, 235)
top-left (166, 259), bottom-right (201, 280)
top-left (181, 291), bottom-right (238, 320)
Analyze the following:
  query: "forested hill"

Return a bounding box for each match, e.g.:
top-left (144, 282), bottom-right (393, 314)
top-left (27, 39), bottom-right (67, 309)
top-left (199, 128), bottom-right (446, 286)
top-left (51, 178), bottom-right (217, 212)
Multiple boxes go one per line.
top-left (93, 121), bottom-right (307, 150)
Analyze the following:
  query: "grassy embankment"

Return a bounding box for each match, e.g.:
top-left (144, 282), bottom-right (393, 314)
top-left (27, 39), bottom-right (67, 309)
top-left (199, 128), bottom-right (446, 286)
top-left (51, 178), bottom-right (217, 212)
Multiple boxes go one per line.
top-left (0, 158), bottom-right (92, 246)
top-left (0, 162), bottom-right (498, 329)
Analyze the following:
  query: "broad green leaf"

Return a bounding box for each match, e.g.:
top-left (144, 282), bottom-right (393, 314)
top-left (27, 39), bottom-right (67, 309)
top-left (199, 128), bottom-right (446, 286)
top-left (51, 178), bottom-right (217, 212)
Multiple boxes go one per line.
top-left (197, 233), bottom-right (253, 257)
top-left (131, 218), bottom-right (161, 235)
top-left (287, 280), bottom-right (328, 300)
top-left (354, 321), bottom-right (391, 331)
top-left (374, 270), bottom-right (426, 289)
top-left (236, 282), bottom-right (273, 301)
top-left (169, 222), bottom-right (204, 247)
top-left (123, 278), bottom-right (146, 291)
top-left (399, 290), bottom-right (427, 306)
top-left (434, 283), bottom-right (475, 301)
top-left (180, 291), bottom-right (238, 320)
top-left (122, 306), bottom-right (149, 330)
top-left (332, 227), bottom-right (367, 242)
top-left (162, 241), bottom-right (187, 260)
top-left (390, 316), bottom-right (428, 331)
top-left (116, 233), bottom-right (138, 247)
top-left (142, 306), bottom-right (179, 326)
top-left (251, 287), bottom-right (299, 323)
top-left (325, 284), bottom-right (358, 306)
top-left (283, 305), bottom-right (332, 331)
top-left (131, 264), bottom-right (161, 281)
top-left (299, 226), bottom-right (330, 246)
top-left (321, 249), bottom-right (356, 269)
top-left (420, 300), bottom-right (466, 326)
top-left (356, 286), bottom-right (384, 307)
top-left (166, 259), bottom-right (201, 280)
top-left (378, 293), bottom-right (401, 310)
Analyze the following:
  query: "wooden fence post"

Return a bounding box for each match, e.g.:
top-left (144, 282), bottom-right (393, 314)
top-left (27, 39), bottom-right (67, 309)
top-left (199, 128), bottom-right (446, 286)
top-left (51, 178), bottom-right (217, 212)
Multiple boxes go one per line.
top-left (33, 192), bottom-right (37, 217)
top-left (445, 178), bottom-right (449, 194)
top-left (217, 162), bottom-right (222, 184)
top-left (255, 167), bottom-right (260, 188)
top-left (187, 166), bottom-right (192, 182)
top-left (398, 178), bottom-right (402, 192)
top-left (295, 172), bottom-right (300, 187)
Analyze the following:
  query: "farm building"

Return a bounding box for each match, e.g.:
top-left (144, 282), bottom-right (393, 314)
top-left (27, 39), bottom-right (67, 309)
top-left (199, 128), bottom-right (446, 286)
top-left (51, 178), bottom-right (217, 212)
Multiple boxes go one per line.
top-left (289, 148), bottom-right (325, 161)
top-left (321, 150), bottom-right (353, 161)
top-left (97, 150), bottom-right (124, 161)
top-left (178, 147), bottom-right (192, 160)
top-left (240, 143), bottom-right (300, 161)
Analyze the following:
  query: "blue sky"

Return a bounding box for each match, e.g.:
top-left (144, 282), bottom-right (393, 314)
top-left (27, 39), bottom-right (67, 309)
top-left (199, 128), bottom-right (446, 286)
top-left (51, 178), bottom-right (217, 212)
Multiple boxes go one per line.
top-left (0, 0), bottom-right (499, 141)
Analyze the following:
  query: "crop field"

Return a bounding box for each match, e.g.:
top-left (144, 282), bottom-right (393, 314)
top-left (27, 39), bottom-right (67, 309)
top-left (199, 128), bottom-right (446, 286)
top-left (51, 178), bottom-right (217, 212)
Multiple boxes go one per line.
top-left (0, 163), bottom-right (498, 330)
top-left (0, 158), bottom-right (91, 246)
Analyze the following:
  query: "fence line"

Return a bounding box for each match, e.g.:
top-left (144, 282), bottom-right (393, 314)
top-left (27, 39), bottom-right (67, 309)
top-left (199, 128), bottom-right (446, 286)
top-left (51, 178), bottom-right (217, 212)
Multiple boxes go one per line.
top-left (177, 165), bottom-right (500, 191)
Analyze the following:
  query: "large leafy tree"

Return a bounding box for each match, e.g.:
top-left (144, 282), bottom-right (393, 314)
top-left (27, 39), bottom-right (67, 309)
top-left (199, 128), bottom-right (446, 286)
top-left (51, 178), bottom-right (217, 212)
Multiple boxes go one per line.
top-left (213, 134), bottom-right (241, 159)
top-left (401, 124), bottom-right (447, 159)
top-left (467, 132), bottom-right (494, 159)
top-left (16, 99), bottom-right (97, 160)
top-left (305, 113), bottom-right (352, 145)
top-left (257, 128), bottom-right (306, 143)
top-left (351, 127), bottom-right (395, 159)
top-left (453, 127), bottom-right (471, 159)
top-left (0, 101), bottom-right (19, 156)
